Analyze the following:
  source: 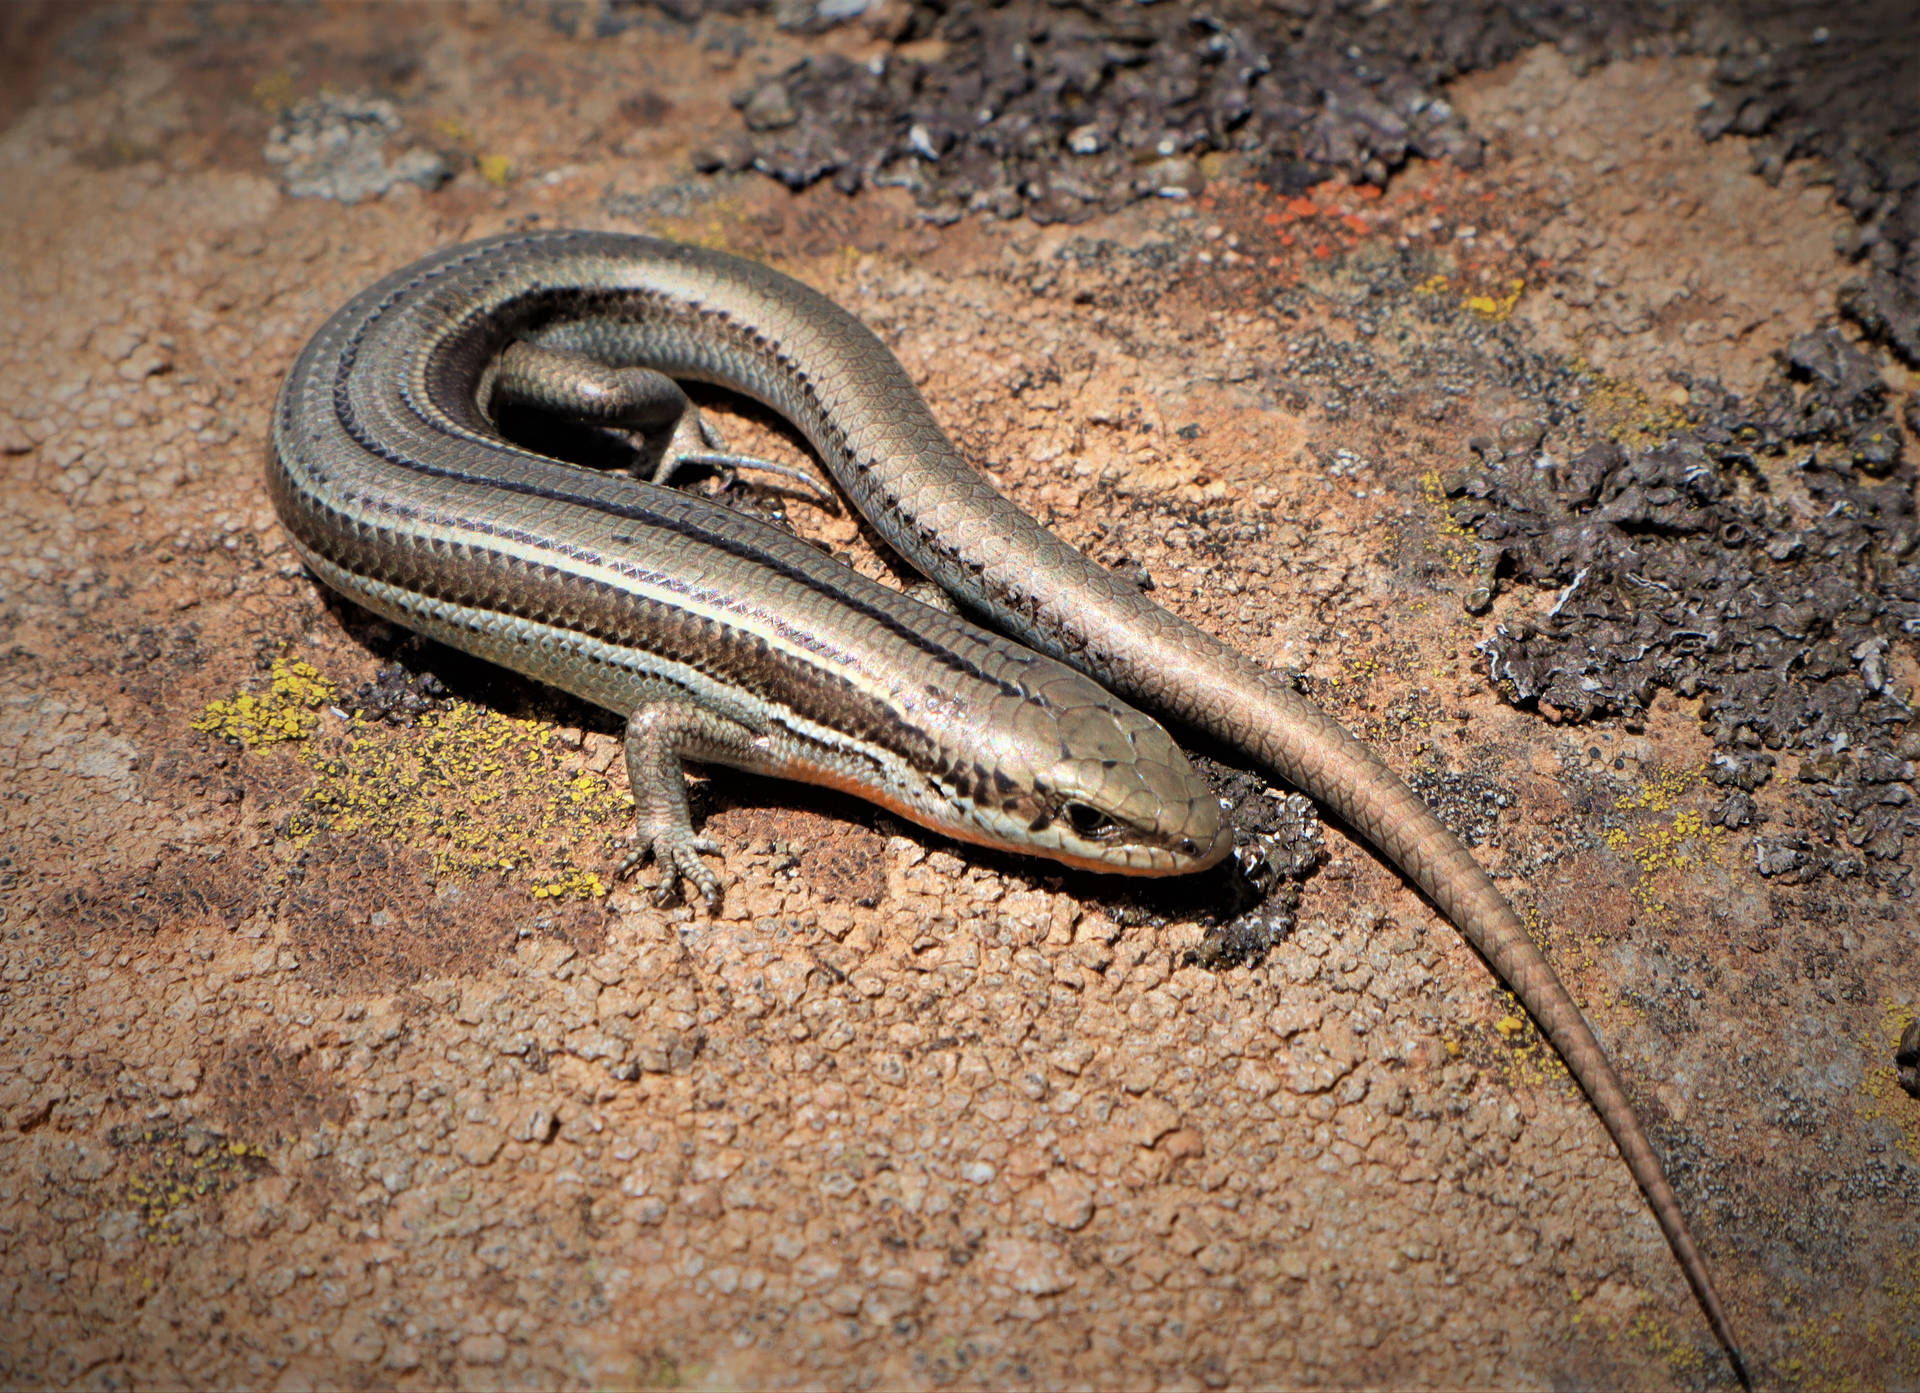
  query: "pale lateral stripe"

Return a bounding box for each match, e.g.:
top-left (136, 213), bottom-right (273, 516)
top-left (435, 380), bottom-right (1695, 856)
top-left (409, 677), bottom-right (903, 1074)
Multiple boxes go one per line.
top-left (320, 467), bottom-right (895, 698)
top-left (323, 333), bottom-right (904, 695)
top-left (295, 545), bottom-right (929, 800)
top-left (295, 544), bottom-right (1101, 860)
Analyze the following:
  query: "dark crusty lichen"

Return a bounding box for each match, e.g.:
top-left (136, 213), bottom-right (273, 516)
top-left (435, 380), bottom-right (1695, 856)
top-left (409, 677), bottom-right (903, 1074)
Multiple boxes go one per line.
top-left (1186, 771), bottom-right (1324, 970)
top-left (1693, 0), bottom-right (1920, 366)
top-left (1465, 329), bottom-right (1918, 890)
top-left (671, 0), bottom-right (1918, 317)
top-left (1407, 766), bottom-right (1516, 851)
top-left (262, 94), bottom-right (452, 203)
top-left (679, 0), bottom-right (1698, 223)
top-left (349, 659), bottom-right (455, 726)
top-left (671, 0), bottom-right (1920, 376)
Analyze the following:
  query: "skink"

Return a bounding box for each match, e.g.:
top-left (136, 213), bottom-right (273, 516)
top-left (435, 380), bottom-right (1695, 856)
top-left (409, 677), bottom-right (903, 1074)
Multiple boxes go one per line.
top-left (269, 240), bottom-right (1230, 894)
top-left (269, 228), bottom-right (1744, 1380)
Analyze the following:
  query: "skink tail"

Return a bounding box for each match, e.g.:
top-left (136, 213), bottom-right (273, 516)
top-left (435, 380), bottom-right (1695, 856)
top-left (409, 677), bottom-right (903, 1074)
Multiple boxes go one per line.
top-left (1211, 660), bottom-right (1749, 1381)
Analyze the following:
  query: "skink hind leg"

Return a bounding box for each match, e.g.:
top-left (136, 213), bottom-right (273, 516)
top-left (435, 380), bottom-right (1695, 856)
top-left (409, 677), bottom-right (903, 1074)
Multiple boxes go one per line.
top-left (655, 411), bottom-right (838, 510)
top-left (491, 340), bottom-right (834, 507)
top-left (618, 700), bottom-right (758, 910)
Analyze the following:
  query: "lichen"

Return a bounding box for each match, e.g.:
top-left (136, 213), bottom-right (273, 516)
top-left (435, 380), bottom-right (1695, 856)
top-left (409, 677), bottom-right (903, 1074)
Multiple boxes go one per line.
top-left (532, 868), bottom-right (611, 901)
top-left (191, 657), bottom-right (337, 747)
top-left (1855, 996), bottom-right (1920, 1165)
top-left (201, 660), bottom-right (631, 898)
top-left (1629, 1312), bottom-right (1708, 1374)
top-left (1465, 278), bottom-right (1524, 321)
top-left (112, 1124), bottom-right (272, 1246)
top-left (1417, 468), bottom-right (1479, 576)
top-left (1601, 767), bottom-right (1727, 924)
top-left (288, 699), bottom-right (631, 884)
top-left (1568, 358), bottom-right (1693, 449)
top-left (1466, 332), bottom-right (1917, 888)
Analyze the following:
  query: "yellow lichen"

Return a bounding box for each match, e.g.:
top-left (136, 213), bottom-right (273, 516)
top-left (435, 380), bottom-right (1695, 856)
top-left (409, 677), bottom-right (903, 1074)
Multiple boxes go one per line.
top-left (1603, 766), bottom-right (1725, 923)
top-left (477, 152), bottom-right (511, 187)
top-left (655, 197), bottom-right (749, 256)
top-left (1478, 985), bottom-right (1572, 1091)
top-left (1855, 997), bottom-right (1920, 1165)
top-left (286, 700), bottom-right (633, 884)
top-left (1568, 357), bottom-right (1692, 448)
top-left (1614, 764), bottom-right (1700, 815)
top-left (1883, 1248), bottom-right (1920, 1382)
top-left (204, 661), bottom-right (636, 898)
top-left (532, 868), bottom-right (611, 901)
top-left (1630, 1312), bottom-right (1707, 1373)
top-left (1778, 1306), bottom-right (1888, 1390)
top-left (121, 1128), bottom-right (271, 1245)
top-left (1445, 962), bottom-right (1575, 1092)
top-left (192, 658), bottom-right (338, 747)
top-left (251, 72), bottom-right (296, 113)
top-left (1344, 653), bottom-right (1382, 684)
top-left (1465, 278), bottom-right (1525, 321)
top-left (1417, 468), bottom-right (1479, 577)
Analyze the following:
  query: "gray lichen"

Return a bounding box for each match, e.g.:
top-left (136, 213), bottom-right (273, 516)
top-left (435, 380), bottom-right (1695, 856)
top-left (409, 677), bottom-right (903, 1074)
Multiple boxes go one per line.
top-left (263, 95), bottom-right (452, 204)
top-left (1465, 330), bottom-right (1918, 889)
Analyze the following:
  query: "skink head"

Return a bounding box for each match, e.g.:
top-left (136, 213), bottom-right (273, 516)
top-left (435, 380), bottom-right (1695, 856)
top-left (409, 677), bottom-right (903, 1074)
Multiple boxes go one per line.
top-left (957, 677), bottom-right (1232, 877)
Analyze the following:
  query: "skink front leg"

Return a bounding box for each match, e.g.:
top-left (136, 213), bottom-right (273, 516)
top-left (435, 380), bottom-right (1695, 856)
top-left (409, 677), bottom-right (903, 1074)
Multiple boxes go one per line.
top-left (618, 699), bottom-right (759, 909)
top-left (490, 341), bottom-right (834, 505)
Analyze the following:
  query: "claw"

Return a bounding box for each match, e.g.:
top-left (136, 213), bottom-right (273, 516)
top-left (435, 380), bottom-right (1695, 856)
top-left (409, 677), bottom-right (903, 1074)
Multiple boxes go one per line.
top-left (671, 844), bottom-right (723, 910)
top-left (671, 451), bottom-right (840, 510)
top-left (619, 699), bottom-right (748, 913)
top-left (650, 408), bottom-right (838, 510)
top-left (616, 826), bottom-right (723, 910)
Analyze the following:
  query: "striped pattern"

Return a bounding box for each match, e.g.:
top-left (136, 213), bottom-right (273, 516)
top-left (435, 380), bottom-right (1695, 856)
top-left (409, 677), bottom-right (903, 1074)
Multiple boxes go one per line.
top-left (269, 232), bottom-right (1229, 877)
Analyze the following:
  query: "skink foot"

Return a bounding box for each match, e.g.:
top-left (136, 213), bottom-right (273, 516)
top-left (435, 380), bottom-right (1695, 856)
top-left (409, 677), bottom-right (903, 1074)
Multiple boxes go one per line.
top-left (488, 339), bottom-right (836, 510)
top-left (655, 412), bottom-right (838, 511)
top-left (619, 700), bottom-right (758, 914)
top-left (617, 829), bottom-right (723, 910)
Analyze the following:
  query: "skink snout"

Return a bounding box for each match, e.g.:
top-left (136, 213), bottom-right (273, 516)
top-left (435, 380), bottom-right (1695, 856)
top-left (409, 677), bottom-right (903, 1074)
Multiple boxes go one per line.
top-left (1033, 698), bottom-right (1232, 877)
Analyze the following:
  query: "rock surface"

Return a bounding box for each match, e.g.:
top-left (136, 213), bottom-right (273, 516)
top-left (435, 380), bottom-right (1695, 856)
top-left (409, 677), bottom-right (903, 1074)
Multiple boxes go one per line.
top-left (0, 3), bottom-right (1915, 1389)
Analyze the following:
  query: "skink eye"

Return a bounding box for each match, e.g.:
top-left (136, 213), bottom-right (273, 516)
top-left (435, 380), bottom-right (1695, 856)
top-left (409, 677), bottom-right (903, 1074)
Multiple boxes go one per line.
top-left (1063, 802), bottom-right (1118, 841)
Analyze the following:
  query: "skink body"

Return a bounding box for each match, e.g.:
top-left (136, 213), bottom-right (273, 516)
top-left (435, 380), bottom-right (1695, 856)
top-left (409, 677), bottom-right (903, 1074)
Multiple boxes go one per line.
top-left (269, 229), bottom-right (1743, 1379)
top-left (269, 236), bottom-right (1231, 889)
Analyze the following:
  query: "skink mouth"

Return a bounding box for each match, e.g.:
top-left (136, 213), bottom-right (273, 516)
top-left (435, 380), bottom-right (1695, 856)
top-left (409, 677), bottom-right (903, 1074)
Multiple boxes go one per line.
top-left (1034, 807), bottom-right (1234, 878)
top-left (1038, 838), bottom-right (1221, 877)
